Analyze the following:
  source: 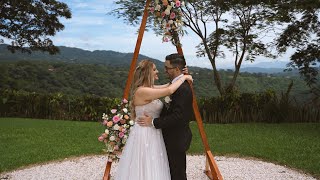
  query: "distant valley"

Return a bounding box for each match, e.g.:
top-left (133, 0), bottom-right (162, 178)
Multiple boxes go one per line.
top-left (0, 44), bottom-right (295, 74)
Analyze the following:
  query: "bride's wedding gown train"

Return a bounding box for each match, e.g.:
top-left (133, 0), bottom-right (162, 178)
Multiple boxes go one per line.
top-left (114, 99), bottom-right (171, 180)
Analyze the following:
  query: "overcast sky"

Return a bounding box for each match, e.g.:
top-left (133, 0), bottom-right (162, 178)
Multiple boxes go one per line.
top-left (50, 0), bottom-right (291, 69)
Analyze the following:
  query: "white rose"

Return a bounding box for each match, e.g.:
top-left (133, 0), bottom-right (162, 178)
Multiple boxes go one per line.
top-left (165, 9), bottom-right (170, 15)
top-left (102, 113), bottom-right (108, 120)
top-left (104, 129), bottom-right (109, 134)
top-left (109, 136), bottom-right (115, 141)
top-left (155, 4), bottom-right (161, 11)
top-left (122, 108), bottom-right (128, 113)
top-left (113, 124), bottom-right (120, 131)
top-left (168, 20), bottom-right (174, 24)
top-left (129, 120), bottom-right (134, 125)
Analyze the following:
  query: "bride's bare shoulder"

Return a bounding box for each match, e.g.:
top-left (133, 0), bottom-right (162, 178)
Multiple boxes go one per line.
top-left (134, 87), bottom-right (153, 105)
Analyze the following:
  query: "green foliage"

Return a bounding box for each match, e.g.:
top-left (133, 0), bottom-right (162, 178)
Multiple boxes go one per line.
top-left (200, 89), bottom-right (320, 123)
top-left (272, 0), bottom-right (320, 85)
top-left (1, 87), bottom-right (318, 123)
top-left (0, 89), bottom-right (120, 121)
top-left (0, 0), bottom-right (71, 54)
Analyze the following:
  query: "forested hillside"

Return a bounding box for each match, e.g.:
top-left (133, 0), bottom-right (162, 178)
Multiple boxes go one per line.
top-left (0, 60), bottom-right (309, 99)
top-left (0, 44), bottom-right (164, 67)
top-left (0, 44), bottom-right (310, 99)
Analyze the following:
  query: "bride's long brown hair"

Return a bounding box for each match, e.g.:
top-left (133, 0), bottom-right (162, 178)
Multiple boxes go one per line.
top-left (130, 60), bottom-right (155, 119)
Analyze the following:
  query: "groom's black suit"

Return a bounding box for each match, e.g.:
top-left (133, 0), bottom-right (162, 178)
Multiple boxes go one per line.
top-left (153, 81), bottom-right (193, 180)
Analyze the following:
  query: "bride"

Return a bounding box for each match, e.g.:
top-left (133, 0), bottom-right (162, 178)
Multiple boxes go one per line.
top-left (114, 59), bottom-right (192, 180)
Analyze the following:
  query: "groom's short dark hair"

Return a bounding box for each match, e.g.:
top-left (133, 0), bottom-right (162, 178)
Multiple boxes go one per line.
top-left (165, 53), bottom-right (186, 70)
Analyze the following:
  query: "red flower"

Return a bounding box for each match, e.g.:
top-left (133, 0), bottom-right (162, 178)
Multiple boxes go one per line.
top-left (170, 12), bottom-right (176, 19)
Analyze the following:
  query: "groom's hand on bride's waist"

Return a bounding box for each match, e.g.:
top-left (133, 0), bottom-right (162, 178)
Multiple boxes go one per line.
top-left (137, 113), bottom-right (153, 127)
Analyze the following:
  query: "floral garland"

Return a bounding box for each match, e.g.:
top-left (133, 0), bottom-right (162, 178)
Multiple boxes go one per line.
top-left (150, 0), bottom-right (185, 45)
top-left (98, 98), bottom-right (134, 162)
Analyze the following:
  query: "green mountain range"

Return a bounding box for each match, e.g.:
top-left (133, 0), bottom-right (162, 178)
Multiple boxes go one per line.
top-left (0, 44), bottom-right (165, 68)
top-left (0, 44), bottom-right (310, 99)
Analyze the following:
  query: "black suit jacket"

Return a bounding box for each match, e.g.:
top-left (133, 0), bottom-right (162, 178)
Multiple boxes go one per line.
top-left (154, 81), bottom-right (193, 152)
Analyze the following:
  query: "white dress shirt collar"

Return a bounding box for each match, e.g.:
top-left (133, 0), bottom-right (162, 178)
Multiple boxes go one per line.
top-left (171, 74), bottom-right (184, 83)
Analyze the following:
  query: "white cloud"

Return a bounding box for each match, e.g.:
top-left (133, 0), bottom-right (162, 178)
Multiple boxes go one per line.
top-left (74, 2), bottom-right (88, 8)
top-left (53, 0), bottom-right (295, 69)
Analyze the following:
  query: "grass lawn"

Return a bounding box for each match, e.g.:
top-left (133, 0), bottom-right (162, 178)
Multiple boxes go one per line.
top-left (0, 118), bottom-right (319, 178)
top-left (0, 118), bottom-right (105, 173)
top-left (189, 121), bottom-right (320, 178)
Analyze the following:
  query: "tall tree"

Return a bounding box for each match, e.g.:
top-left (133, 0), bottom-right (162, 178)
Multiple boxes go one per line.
top-left (271, 0), bottom-right (320, 100)
top-left (0, 0), bottom-right (71, 54)
top-left (110, 0), bottom-right (320, 95)
top-left (182, 0), bottom-right (277, 94)
top-left (272, 0), bottom-right (320, 85)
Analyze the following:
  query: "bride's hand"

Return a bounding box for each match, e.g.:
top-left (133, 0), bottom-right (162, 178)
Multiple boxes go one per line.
top-left (182, 65), bottom-right (189, 75)
top-left (184, 75), bottom-right (193, 82)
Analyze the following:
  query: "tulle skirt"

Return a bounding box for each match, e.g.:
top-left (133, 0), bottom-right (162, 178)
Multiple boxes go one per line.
top-left (114, 124), bottom-right (171, 180)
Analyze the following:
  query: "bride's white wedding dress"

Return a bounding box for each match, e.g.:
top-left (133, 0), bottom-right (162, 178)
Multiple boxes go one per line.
top-left (114, 99), bottom-right (171, 180)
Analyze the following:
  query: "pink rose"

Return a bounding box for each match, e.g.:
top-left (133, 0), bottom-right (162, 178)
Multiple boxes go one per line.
top-left (122, 98), bottom-right (128, 104)
top-left (102, 133), bottom-right (107, 138)
top-left (119, 132), bottom-right (125, 138)
top-left (102, 120), bottom-right (108, 126)
top-left (120, 119), bottom-right (126, 124)
top-left (161, 11), bottom-right (166, 18)
top-left (113, 115), bottom-right (120, 123)
top-left (175, 1), bottom-right (181, 7)
top-left (98, 136), bottom-right (104, 142)
top-left (170, 12), bottom-right (176, 19)
top-left (111, 109), bottom-right (117, 114)
top-left (149, 7), bottom-right (155, 13)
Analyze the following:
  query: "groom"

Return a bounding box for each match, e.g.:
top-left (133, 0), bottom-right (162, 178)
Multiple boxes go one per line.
top-left (138, 53), bottom-right (193, 180)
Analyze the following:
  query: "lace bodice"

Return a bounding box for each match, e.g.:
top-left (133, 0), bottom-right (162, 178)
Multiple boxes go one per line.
top-left (135, 99), bottom-right (163, 119)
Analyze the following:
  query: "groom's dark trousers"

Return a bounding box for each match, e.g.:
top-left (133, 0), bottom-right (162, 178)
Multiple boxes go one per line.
top-left (153, 81), bottom-right (193, 180)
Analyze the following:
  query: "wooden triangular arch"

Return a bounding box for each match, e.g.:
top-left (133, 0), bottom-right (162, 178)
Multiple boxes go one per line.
top-left (103, 0), bottom-right (223, 179)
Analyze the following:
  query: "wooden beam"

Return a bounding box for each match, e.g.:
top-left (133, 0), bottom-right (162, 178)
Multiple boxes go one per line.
top-left (122, 0), bottom-right (151, 100)
top-left (102, 0), bottom-right (151, 179)
top-left (103, 161), bottom-right (111, 180)
top-left (103, 1), bottom-right (223, 179)
top-left (176, 45), bottom-right (223, 180)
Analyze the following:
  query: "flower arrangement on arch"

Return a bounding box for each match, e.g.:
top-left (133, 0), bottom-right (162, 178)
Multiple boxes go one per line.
top-left (98, 98), bottom-right (134, 162)
top-left (150, 0), bottom-right (185, 44)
